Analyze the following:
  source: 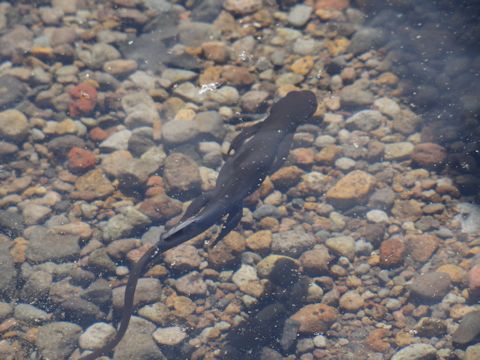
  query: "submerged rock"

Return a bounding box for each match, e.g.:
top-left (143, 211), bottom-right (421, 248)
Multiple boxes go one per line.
top-left (25, 226), bottom-right (80, 263)
top-left (326, 170), bottom-right (375, 209)
top-left (0, 235), bottom-right (16, 297)
top-left (0, 109), bottom-right (29, 143)
top-left (36, 322), bottom-right (82, 360)
top-left (290, 303), bottom-right (338, 334)
top-left (452, 311), bottom-right (480, 345)
top-left (409, 272), bottom-right (451, 302)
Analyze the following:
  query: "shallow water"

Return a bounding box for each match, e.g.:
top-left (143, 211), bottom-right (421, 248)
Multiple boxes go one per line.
top-left (0, 0), bottom-right (479, 359)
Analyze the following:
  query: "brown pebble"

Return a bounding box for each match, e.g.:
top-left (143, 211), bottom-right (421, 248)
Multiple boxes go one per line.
top-left (202, 41), bottom-right (229, 63)
top-left (68, 147), bottom-right (96, 172)
top-left (299, 246), bottom-right (332, 275)
top-left (365, 328), bottom-right (390, 352)
top-left (326, 170), bottom-right (376, 209)
top-left (411, 143), bottom-right (447, 169)
top-left (291, 147), bottom-right (315, 165)
top-left (391, 199), bottom-right (423, 222)
top-left (245, 230), bottom-right (272, 252)
top-left (436, 264), bottom-right (466, 284)
top-left (468, 265), bottom-right (480, 299)
top-left (406, 234), bottom-right (439, 262)
top-left (10, 237), bottom-right (28, 263)
top-left (137, 194), bottom-right (183, 221)
top-left (270, 166), bottom-right (305, 189)
top-left (380, 238), bottom-right (406, 267)
top-left (89, 127), bottom-right (108, 142)
top-left (220, 65), bottom-right (256, 86)
top-left (72, 168), bottom-right (114, 200)
top-left (290, 56), bottom-right (314, 76)
top-left (339, 290), bottom-right (365, 311)
top-left (208, 231), bottom-right (246, 268)
top-left (290, 303), bottom-right (338, 334)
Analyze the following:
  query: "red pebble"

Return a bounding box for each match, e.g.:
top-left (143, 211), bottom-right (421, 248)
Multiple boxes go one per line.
top-left (68, 83), bottom-right (97, 117)
top-left (68, 147), bottom-right (96, 172)
top-left (89, 127), bottom-right (108, 142)
top-left (380, 237), bottom-right (406, 267)
top-left (468, 265), bottom-right (480, 300)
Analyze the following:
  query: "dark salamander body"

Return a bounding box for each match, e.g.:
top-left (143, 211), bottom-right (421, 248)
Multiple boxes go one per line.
top-left (80, 90), bottom-right (318, 359)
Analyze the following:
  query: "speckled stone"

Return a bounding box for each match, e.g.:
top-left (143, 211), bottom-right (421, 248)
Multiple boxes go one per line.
top-left (390, 343), bottom-right (436, 360)
top-left (339, 290), bottom-right (364, 311)
top-left (79, 322), bottom-right (116, 350)
top-left (224, 0), bottom-right (263, 15)
top-left (406, 234), bottom-right (439, 262)
top-left (113, 316), bottom-right (165, 360)
top-left (452, 311), bottom-right (480, 344)
top-left (345, 110), bottom-right (385, 132)
top-left (113, 278), bottom-right (162, 309)
top-left (153, 326), bottom-right (187, 346)
top-left (326, 170), bottom-right (375, 209)
top-left (0, 109), bottom-right (29, 143)
top-left (290, 304), bottom-right (338, 334)
top-left (163, 244), bottom-right (202, 271)
top-left (287, 5), bottom-right (313, 27)
top-left (36, 322), bottom-right (82, 360)
top-left (271, 229), bottom-right (316, 257)
top-left (384, 142), bottom-right (415, 160)
top-left (380, 238), bottom-right (405, 267)
top-left (175, 271), bottom-right (207, 296)
top-left (325, 236), bottom-right (355, 260)
top-left (409, 272), bottom-right (451, 302)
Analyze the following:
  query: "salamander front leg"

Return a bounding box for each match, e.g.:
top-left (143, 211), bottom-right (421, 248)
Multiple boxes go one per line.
top-left (209, 203), bottom-right (243, 248)
top-left (180, 192), bottom-right (212, 221)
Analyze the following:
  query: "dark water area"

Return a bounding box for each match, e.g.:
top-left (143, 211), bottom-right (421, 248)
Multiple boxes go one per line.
top-left (0, 1), bottom-right (480, 360)
top-left (360, 0), bottom-right (480, 197)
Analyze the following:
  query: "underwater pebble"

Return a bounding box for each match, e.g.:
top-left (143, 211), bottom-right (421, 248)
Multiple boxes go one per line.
top-left (409, 272), bottom-right (451, 302)
top-left (348, 27), bottom-right (386, 55)
top-left (0, 109), bottom-right (29, 143)
top-left (366, 209), bottom-right (388, 223)
top-left (79, 322), bottom-right (116, 350)
top-left (380, 238), bottom-right (406, 267)
top-left (153, 326), bottom-right (187, 346)
top-left (224, 0), bottom-right (263, 15)
top-left (345, 110), bottom-right (384, 132)
top-left (290, 304), bottom-right (338, 334)
top-left (162, 119), bottom-right (199, 145)
top-left (175, 271), bottom-right (207, 296)
top-left (14, 304), bottom-right (49, 324)
top-left (25, 226), bottom-right (80, 263)
top-left (164, 244), bottom-right (202, 271)
top-left (339, 290), bottom-right (364, 311)
top-left (271, 229), bottom-right (316, 257)
top-left (326, 170), bottom-right (375, 209)
top-left (452, 311), bottom-right (480, 344)
top-left (99, 129), bottom-right (132, 151)
top-left (326, 236), bottom-right (356, 260)
top-left (113, 278), bottom-right (162, 309)
top-left (384, 142), bottom-right (415, 160)
top-left (113, 316), bottom-right (164, 359)
top-left (411, 143), bottom-right (447, 169)
top-left (287, 5), bottom-right (313, 27)
top-left (36, 322), bottom-right (82, 360)
top-left (334, 156), bottom-right (355, 170)
top-left (373, 97), bottom-right (400, 117)
top-left (390, 343), bottom-right (436, 360)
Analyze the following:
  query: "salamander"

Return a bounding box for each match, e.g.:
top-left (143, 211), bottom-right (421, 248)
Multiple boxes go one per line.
top-left (80, 90), bottom-right (318, 359)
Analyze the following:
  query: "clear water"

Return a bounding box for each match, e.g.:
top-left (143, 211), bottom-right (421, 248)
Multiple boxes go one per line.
top-left (0, 1), bottom-right (479, 359)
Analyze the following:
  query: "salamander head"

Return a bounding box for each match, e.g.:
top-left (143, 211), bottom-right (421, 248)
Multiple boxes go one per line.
top-left (269, 90), bottom-right (318, 129)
